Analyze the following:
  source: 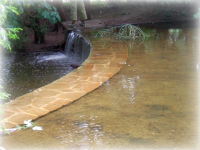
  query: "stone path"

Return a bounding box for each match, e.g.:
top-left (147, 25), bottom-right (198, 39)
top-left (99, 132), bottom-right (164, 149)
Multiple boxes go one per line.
top-left (0, 33), bottom-right (128, 129)
top-left (62, 19), bottom-right (104, 30)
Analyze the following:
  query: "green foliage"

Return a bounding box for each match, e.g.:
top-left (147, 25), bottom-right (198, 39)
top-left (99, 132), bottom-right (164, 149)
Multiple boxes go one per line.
top-left (20, 0), bottom-right (61, 45)
top-left (193, 8), bottom-right (200, 18)
top-left (96, 24), bottom-right (150, 40)
top-left (0, 0), bottom-right (61, 50)
top-left (21, 1), bottom-right (61, 45)
top-left (0, 82), bottom-right (10, 100)
top-left (0, 80), bottom-right (10, 135)
top-left (27, 1), bottom-right (61, 23)
top-left (0, 92), bottom-right (10, 100)
top-left (0, 126), bottom-right (11, 135)
top-left (10, 29), bottom-right (27, 49)
top-left (0, 0), bottom-right (22, 50)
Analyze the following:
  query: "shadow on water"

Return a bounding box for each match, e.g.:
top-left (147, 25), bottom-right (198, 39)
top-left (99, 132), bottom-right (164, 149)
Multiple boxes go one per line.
top-left (1, 22), bottom-right (199, 150)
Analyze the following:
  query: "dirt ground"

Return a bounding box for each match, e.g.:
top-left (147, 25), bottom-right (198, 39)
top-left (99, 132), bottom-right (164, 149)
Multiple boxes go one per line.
top-left (22, 1), bottom-right (199, 52)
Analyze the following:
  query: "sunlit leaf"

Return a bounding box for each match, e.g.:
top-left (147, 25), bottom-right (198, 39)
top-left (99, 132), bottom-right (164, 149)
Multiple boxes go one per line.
top-left (41, 10), bottom-right (50, 19)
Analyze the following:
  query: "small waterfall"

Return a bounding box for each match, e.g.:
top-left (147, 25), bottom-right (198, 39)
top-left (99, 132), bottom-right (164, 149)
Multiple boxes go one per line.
top-left (63, 31), bottom-right (91, 65)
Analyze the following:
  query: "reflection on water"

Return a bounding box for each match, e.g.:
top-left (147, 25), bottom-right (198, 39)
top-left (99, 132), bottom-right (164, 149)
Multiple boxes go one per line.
top-left (1, 24), bottom-right (199, 150)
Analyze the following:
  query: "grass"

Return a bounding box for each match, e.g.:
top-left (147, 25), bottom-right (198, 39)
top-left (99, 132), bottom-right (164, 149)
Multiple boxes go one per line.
top-left (95, 24), bottom-right (150, 40)
top-left (0, 95), bottom-right (10, 134)
top-left (0, 82), bottom-right (11, 135)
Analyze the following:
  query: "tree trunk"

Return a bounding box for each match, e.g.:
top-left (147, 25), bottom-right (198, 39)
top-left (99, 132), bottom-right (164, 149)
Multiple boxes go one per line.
top-left (34, 18), bottom-right (45, 44)
top-left (34, 31), bottom-right (45, 44)
top-left (84, 0), bottom-right (91, 20)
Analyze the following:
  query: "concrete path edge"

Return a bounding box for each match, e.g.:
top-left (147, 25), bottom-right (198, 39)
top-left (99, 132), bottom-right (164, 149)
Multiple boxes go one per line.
top-left (0, 26), bottom-right (128, 129)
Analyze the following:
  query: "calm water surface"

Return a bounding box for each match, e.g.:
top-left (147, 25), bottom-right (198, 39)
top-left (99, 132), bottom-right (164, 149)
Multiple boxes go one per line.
top-left (0, 52), bottom-right (74, 103)
top-left (1, 25), bottom-right (199, 150)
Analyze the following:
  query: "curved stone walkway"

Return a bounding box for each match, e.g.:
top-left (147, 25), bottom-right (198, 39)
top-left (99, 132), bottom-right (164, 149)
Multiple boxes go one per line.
top-left (0, 37), bottom-right (128, 129)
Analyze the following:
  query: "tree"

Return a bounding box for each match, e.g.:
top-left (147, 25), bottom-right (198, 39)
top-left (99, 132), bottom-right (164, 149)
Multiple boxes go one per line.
top-left (21, 0), bottom-right (61, 44)
top-left (0, 0), bottom-right (61, 49)
top-left (0, 0), bottom-right (23, 50)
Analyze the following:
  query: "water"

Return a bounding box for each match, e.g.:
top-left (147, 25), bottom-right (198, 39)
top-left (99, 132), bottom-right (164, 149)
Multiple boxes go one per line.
top-left (64, 31), bottom-right (91, 63)
top-left (1, 24), bottom-right (199, 150)
top-left (0, 52), bottom-right (73, 103)
top-left (0, 31), bottom-right (90, 104)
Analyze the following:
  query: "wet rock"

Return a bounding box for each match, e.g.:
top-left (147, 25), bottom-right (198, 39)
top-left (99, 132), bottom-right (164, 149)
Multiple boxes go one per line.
top-left (71, 64), bottom-right (81, 69)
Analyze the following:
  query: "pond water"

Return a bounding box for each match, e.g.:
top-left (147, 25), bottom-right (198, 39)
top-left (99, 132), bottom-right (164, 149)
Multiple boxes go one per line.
top-left (0, 52), bottom-right (74, 103)
top-left (0, 31), bottom-right (90, 104)
top-left (1, 23), bottom-right (199, 150)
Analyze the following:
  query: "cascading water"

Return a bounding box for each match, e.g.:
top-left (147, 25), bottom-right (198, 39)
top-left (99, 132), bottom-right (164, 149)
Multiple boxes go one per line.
top-left (64, 31), bottom-right (91, 66)
top-left (0, 31), bottom-right (91, 103)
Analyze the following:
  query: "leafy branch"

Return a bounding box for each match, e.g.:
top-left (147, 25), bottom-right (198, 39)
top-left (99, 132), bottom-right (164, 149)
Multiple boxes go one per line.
top-left (21, 1), bottom-right (61, 23)
top-left (0, 0), bottom-right (62, 49)
top-left (0, 80), bottom-right (10, 135)
top-left (0, 0), bottom-right (22, 50)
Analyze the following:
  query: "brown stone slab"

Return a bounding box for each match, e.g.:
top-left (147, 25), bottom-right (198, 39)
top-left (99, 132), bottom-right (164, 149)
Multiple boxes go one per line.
top-left (95, 72), bottom-right (115, 79)
top-left (17, 104), bottom-right (49, 116)
top-left (33, 89), bottom-right (61, 98)
top-left (3, 93), bottom-right (35, 108)
top-left (91, 45), bottom-right (104, 49)
top-left (72, 82), bottom-right (101, 92)
top-left (89, 68), bottom-right (120, 74)
top-left (0, 31), bottom-right (128, 129)
top-left (5, 112), bottom-right (38, 125)
top-left (0, 121), bottom-right (17, 129)
top-left (57, 91), bottom-right (87, 101)
top-left (108, 61), bottom-right (126, 68)
top-left (0, 106), bottom-right (21, 113)
top-left (80, 64), bottom-right (95, 71)
top-left (90, 54), bottom-right (114, 59)
top-left (113, 57), bottom-right (128, 62)
top-left (42, 99), bottom-right (72, 111)
top-left (84, 60), bottom-right (111, 65)
top-left (32, 97), bottom-right (58, 108)
top-left (85, 76), bottom-right (108, 83)
top-left (56, 74), bottom-right (80, 83)
top-left (0, 110), bottom-right (15, 120)
top-left (42, 83), bottom-right (74, 91)
top-left (71, 70), bottom-right (99, 77)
